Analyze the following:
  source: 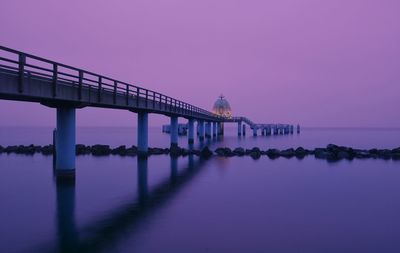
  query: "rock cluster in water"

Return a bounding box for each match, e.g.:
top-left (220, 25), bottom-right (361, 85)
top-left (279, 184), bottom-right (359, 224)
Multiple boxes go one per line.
top-left (1, 144), bottom-right (400, 161)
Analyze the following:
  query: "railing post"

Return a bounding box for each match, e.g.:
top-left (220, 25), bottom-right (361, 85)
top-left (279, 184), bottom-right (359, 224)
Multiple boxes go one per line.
top-left (98, 76), bottom-right (102, 103)
top-left (153, 92), bottom-right (155, 109)
top-left (136, 87), bottom-right (140, 107)
top-left (159, 94), bottom-right (162, 110)
top-left (113, 81), bottom-right (117, 104)
top-left (18, 53), bottom-right (26, 93)
top-left (52, 63), bottom-right (58, 97)
top-left (78, 70), bottom-right (83, 100)
top-left (145, 90), bottom-right (148, 108)
top-left (126, 84), bottom-right (129, 105)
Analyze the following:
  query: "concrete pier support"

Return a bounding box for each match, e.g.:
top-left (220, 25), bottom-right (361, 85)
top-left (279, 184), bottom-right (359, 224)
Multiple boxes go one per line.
top-left (237, 121), bottom-right (242, 136)
top-left (137, 112), bottom-right (148, 154)
top-left (261, 128), bottom-right (265, 136)
top-left (188, 119), bottom-right (194, 144)
top-left (242, 124), bottom-right (246, 136)
top-left (297, 124), bottom-right (301, 134)
top-left (205, 122), bottom-right (211, 138)
top-left (56, 107), bottom-right (76, 178)
top-left (198, 121), bottom-right (205, 141)
top-left (253, 128), bottom-right (257, 136)
top-left (212, 122), bottom-right (217, 137)
top-left (170, 116), bottom-right (178, 148)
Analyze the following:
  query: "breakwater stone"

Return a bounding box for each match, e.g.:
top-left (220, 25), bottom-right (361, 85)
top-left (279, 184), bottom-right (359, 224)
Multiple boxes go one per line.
top-left (1, 144), bottom-right (400, 162)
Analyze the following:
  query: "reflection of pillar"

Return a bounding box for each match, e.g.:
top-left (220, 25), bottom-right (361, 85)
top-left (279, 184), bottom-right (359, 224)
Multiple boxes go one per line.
top-left (205, 122), bottom-right (211, 138)
top-left (237, 121), bottom-right (242, 136)
top-left (188, 119), bottom-right (194, 144)
top-left (137, 157), bottom-right (148, 203)
top-left (198, 120), bottom-right (205, 141)
top-left (297, 124), bottom-right (301, 134)
top-left (170, 156), bottom-right (178, 184)
top-left (137, 112), bottom-right (148, 154)
top-left (170, 116), bottom-right (178, 148)
top-left (56, 179), bottom-right (78, 252)
top-left (56, 107), bottom-right (76, 179)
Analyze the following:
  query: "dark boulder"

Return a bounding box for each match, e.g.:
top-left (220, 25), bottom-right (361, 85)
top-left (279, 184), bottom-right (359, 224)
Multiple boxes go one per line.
top-left (250, 151), bottom-right (261, 160)
top-left (41, 145), bottom-right (54, 155)
top-left (295, 147), bottom-right (307, 158)
top-left (76, 144), bottom-right (90, 155)
top-left (280, 148), bottom-right (295, 158)
top-left (91, 145), bottom-right (111, 156)
top-left (249, 147), bottom-right (261, 159)
top-left (233, 147), bottom-right (245, 156)
top-left (111, 145), bottom-right (127, 155)
top-left (200, 146), bottom-right (213, 159)
top-left (266, 149), bottom-right (280, 159)
top-left (126, 146), bottom-right (138, 156)
top-left (170, 145), bottom-right (183, 157)
top-left (5, 145), bottom-right (18, 153)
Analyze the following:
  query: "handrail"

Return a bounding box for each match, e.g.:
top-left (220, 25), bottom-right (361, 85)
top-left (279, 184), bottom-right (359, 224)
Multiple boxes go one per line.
top-left (0, 45), bottom-right (227, 120)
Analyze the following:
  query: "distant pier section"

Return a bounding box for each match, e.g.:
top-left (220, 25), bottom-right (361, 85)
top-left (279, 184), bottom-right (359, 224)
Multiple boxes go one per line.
top-left (162, 95), bottom-right (300, 137)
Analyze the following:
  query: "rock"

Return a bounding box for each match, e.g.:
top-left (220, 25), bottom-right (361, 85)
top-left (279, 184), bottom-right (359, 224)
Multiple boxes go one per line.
top-left (250, 151), bottom-right (261, 159)
top-left (392, 152), bottom-right (400, 160)
top-left (111, 145), bottom-right (127, 155)
top-left (354, 149), bottom-right (371, 159)
top-left (41, 145), bottom-right (54, 155)
top-left (248, 147), bottom-right (261, 159)
top-left (200, 146), bottom-right (213, 159)
top-left (314, 148), bottom-right (336, 160)
top-left (327, 144), bottom-right (340, 153)
top-left (170, 145), bottom-right (183, 157)
top-left (91, 145), bottom-right (111, 156)
top-left (392, 147), bottom-right (400, 153)
top-left (280, 148), bottom-right (295, 158)
top-left (126, 146), bottom-right (138, 156)
top-left (215, 147), bottom-right (227, 156)
top-left (149, 147), bottom-right (165, 155)
top-left (76, 144), bottom-right (90, 155)
top-left (337, 150), bottom-right (351, 159)
top-left (295, 147), bottom-right (307, 158)
top-left (5, 145), bottom-right (18, 153)
top-left (215, 147), bottom-right (234, 157)
top-left (233, 147), bottom-right (245, 156)
top-left (0, 145), bottom-right (3, 153)
top-left (266, 149), bottom-right (280, 159)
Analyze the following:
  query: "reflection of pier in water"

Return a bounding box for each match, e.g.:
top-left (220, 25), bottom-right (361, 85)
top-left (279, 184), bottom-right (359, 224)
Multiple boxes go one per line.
top-left (46, 154), bottom-right (204, 253)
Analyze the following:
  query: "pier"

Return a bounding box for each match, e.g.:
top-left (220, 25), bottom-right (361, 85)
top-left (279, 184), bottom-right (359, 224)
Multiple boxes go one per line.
top-left (0, 45), bottom-right (296, 179)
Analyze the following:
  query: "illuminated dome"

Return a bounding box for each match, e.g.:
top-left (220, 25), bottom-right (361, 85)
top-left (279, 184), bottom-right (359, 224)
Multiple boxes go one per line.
top-left (213, 95), bottom-right (232, 118)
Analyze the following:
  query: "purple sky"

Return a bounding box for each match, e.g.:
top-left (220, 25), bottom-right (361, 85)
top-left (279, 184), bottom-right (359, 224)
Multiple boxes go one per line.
top-left (0, 0), bottom-right (399, 127)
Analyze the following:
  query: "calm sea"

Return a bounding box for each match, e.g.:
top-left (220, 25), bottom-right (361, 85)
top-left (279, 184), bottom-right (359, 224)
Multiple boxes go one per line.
top-left (1, 127), bottom-right (400, 253)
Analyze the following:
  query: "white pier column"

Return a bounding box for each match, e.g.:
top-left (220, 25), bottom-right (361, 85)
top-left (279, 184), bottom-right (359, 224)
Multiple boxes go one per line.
top-left (137, 112), bottom-right (148, 154)
top-left (170, 116), bottom-right (178, 148)
top-left (56, 107), bottom-right (76, 178)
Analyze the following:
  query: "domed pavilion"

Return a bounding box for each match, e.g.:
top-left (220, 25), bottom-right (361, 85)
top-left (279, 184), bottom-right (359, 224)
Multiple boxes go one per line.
top-left (212, 95), bottom-right (232, 118)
